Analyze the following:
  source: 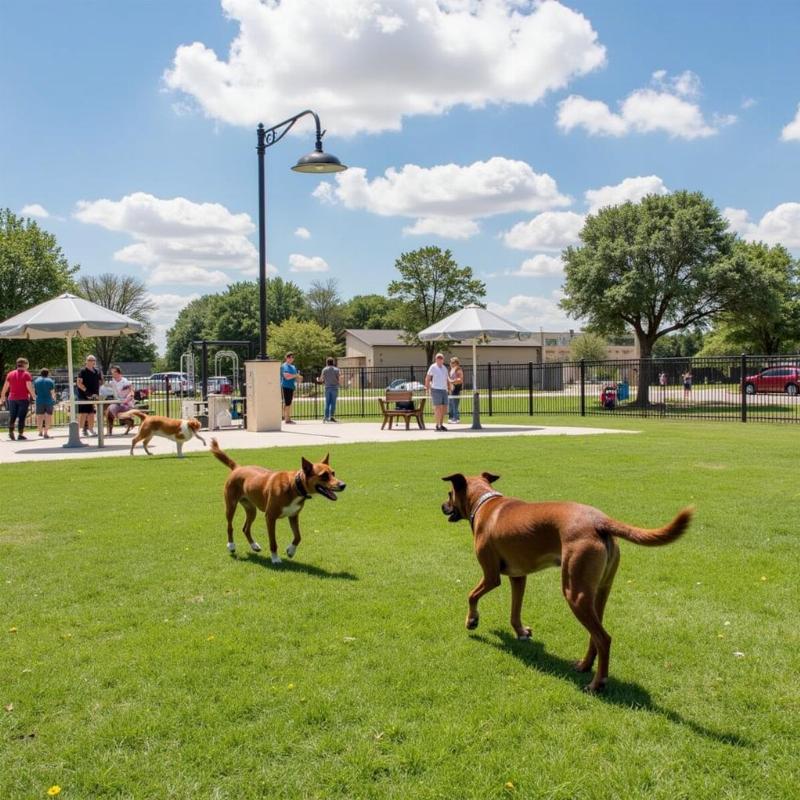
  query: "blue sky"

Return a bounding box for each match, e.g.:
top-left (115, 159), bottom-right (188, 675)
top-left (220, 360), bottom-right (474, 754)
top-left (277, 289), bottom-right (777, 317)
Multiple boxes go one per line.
top-left (2, 0), bottom-right (799, 351)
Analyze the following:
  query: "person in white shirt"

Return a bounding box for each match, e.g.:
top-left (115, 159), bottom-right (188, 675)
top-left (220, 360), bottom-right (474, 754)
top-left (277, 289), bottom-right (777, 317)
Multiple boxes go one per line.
top-left (106, 365), bottom-right (135, 436)
top-left (425, 352), bottom-right (451, 431)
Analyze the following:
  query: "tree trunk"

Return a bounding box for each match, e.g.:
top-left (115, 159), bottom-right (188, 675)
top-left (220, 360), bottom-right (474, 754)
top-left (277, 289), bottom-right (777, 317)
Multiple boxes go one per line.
top-left (634, 335), bottom-right (655, 407)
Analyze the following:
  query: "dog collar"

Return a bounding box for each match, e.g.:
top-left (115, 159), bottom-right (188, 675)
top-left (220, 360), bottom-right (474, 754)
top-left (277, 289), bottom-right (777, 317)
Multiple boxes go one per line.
top-left (469, 491), bottom-right (503, 525)
top-left (294, 473), bottom-right (311, 499)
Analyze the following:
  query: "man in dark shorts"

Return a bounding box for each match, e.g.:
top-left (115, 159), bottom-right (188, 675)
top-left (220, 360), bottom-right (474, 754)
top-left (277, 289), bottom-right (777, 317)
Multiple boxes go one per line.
top-left (280, 352), bottom-right (302, 425)
top-left (76, 354), bottom-right (102, 436)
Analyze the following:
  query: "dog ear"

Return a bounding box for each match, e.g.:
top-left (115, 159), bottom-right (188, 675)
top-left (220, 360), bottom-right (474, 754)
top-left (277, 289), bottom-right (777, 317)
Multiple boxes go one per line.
top-left (301, 457), bottom-right (314, 476)
top-left (481, 472), bottom-right (501, 484)
top-left (321, 453), bottom-right (330, 465)
top-left (442, 473), bottom-right (467, 492)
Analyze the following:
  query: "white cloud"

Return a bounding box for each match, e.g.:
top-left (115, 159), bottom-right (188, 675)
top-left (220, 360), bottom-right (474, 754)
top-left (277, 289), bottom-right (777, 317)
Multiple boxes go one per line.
top-left (164, 0), bottom-right (605, 136)
top-left (289, 253), bottom-right (329, 272)
top-left (502, 211), bottom-right (584, 251)
top-left (74, 192), bottom-right (258, 288)
top-left (294, 227), bottom-right (311, 239)
top-left (781, 104), bottom-right (800, 142)
top-left (724, 203), bottom-right (800, 248)
top-left (21, 203), bottom-right (50, 218)
top-left (147, 291), bottom-right (201, 351)
top-left (584, 175), bottom-right (669, 213)
top-left (240, 262), bottom-right (279, 278)
top-left (315, 158), bottom-right (569, 238)
top-left (487, 292), bottom-right (574, 332)
top-left (509, 254), bottom-right (564, 277)
top-left (557, 70), bottom-right (723, 139)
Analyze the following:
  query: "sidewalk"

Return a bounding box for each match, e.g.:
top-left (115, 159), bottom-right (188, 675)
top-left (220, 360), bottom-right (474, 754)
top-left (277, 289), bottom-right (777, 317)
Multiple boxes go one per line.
top-left (0, 420), bottom-right (636, 464)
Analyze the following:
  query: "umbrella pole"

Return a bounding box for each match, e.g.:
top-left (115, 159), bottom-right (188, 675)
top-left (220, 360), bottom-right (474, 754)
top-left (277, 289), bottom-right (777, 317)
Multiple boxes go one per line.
top-left (63, 333), bottom-right (84, 448)
top-left (471, 339), bottom-right (482, 430)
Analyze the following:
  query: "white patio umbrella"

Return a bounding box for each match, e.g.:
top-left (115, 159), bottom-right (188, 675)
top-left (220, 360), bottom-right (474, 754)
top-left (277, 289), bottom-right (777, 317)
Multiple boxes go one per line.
top-left (0, 293), bottom-right (144, 446)
top-left (418, 304), bottom-right (533, 429)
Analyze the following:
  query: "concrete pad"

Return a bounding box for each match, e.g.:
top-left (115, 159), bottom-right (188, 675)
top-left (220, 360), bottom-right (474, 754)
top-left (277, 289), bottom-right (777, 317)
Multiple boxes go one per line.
top-left (0, 421), bottom-right (636, 465)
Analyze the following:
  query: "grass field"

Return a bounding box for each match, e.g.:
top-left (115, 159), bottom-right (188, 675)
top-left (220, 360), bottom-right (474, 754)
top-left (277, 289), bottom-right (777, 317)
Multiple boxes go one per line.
top-left (2, 418), bottom-right (798, 799)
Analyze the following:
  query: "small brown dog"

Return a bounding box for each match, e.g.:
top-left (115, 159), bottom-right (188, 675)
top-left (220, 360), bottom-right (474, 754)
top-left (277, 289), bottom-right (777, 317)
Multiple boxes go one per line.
top-left (441, 472), bottom-right (692, 692)
top-left (121, 410), bottom-right (206, 458)
top-left (210, 438), bottom-right (345, 564)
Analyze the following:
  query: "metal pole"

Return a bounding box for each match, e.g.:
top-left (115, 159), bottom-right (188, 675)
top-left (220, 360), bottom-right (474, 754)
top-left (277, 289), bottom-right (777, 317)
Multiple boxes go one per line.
top-left (471, 339), bottom-right (482, 430)
top-left (256, 123), bottom-right (268, 360)
top-left (741, 353), bottom-right (747, 423)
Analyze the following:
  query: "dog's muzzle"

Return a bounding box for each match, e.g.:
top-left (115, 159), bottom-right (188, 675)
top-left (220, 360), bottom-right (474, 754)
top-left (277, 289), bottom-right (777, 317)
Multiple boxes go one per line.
top-left (316, 481), bottom-right (346, 501)
top-left (441, 502), bottom-right (462, 523)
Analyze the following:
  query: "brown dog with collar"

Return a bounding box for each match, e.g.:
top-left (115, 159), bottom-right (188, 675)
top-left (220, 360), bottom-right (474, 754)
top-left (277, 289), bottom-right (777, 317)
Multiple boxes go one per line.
top-left (211, 438), bottom-right (345, 564)
top-left (441, 472), bottom-right (692, 692)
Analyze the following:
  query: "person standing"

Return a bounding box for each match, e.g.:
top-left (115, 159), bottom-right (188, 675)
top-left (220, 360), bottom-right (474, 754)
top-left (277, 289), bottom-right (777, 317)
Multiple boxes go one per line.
top-left (448, 357), bottom-right (464, 423)
top-left (280, 352), bottom-right (302, 425)
top-left (105, 365), bottom-right (134, 435)
top-left (33, 368), bottom-right (56, 438)
top-left (425, 352), bottom-right (450, 431)
top-left (682, 370), bottom-right (692, 400)
top-left (317, 357), bottom-right (340, 423)
top-left (658, 371), bottom-right (668, 402)
top-left (76, 354), bottom-right (102, 436)
top-left (1, 357), bottom-right (36, 441)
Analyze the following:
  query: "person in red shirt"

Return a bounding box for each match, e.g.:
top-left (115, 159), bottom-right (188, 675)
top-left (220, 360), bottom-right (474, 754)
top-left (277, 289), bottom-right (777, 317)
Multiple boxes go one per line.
top-left (1, 357), bottom-right (36, 440)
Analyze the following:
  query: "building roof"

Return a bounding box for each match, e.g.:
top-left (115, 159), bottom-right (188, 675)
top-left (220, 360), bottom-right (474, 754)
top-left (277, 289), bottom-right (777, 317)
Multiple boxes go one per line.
top-left (345, 329), bottom-right (542, 348)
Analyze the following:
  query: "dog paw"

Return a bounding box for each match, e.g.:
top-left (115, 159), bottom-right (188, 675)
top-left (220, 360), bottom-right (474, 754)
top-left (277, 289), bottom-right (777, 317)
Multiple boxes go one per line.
top-left (583, 680), bottom-right (606, 694)
top-left (270, 553), bottom-right (283, 565)
top-left (465, 616), bottom-right (479, 630)
top-left (286, 543), bottom-right (297, 558)
top-left (227, 542), bottom-right (236, 553)
top-left (515, 627), bottom-right (532, 640)
top-left (250, 542), bottom-right (262, 552)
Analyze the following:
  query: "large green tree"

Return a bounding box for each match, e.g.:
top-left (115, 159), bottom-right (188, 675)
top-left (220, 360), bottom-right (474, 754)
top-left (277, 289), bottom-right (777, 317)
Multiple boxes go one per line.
top-left (165, 295), bottom-right (220, 368)
top-left (0, 209), bottom-right (78, 373)
top-left (388, 246), bottom-right (486, 363)
top-left (306, 278), bottom-right (344, 335)
top-left (266, 318), bottom-right (340, 372)
top-left (76, 273), bottom-right (156, 373)
top-left (561, 191), bottom-right (759, 404)
top-left (341, 294), bottom-right (404, 331)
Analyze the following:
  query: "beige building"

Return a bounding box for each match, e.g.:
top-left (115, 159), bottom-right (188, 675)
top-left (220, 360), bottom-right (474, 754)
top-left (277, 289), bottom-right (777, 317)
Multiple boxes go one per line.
top-left (342, 329), bottom-right (639, 369)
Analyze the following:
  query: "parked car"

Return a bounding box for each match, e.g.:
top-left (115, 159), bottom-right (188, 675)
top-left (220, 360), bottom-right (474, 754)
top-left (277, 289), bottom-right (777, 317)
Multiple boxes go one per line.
top-left (743, 365), bottom-right (800, 396)
top-left (148, 371), bottom-right (194, 394)
top-left (387, 378), bottom-right (425, 392)
top-left (207, 375), bottom-right (233, 395)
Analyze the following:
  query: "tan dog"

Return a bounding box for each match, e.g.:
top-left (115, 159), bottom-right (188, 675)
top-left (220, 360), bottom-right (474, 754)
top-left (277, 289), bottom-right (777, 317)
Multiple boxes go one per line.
top-left (210, 438), bottom-right (345, 564)
top-left (441, 472), bottom-right (692, 692)
top-left (122, 410), bottom-right (206, 458)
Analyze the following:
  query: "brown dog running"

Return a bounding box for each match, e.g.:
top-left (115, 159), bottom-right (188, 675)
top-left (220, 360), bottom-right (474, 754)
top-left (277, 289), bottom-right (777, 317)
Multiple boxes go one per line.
top-left (121, 410), bottom-right (206, 458)
top-left (210, 438), bottom-right (345, 564)
top-left (441, 472), bottom-right (692, 692)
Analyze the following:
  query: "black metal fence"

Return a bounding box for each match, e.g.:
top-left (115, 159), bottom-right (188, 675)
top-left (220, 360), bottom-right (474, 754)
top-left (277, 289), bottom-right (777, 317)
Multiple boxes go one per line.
top-left (6, 355), bottom-right (800, 431)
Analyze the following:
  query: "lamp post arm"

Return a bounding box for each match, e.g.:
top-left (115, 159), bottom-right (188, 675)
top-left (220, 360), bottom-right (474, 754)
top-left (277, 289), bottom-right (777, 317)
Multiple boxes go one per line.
top-left (257, 110), bottom-right (325, 153)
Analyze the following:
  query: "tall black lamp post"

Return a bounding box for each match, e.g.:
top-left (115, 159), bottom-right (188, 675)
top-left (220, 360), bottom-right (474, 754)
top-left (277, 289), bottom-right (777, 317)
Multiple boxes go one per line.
top-left (256, 110), bottom-right (347, 360)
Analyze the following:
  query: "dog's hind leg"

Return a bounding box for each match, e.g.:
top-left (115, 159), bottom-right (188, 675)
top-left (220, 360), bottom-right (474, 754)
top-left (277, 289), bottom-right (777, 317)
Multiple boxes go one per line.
top-left (143, 436), bottom-right (154, 455)
top-left (240, 500), bottom-right (261, 552)
top-left (225, 491), bottom-right (239, 553)
top-left (286, 515), bottom-right (301, 558)
top-left (509, 576), bottom-right (532, 640)
top-left (466, 554), bottom-right (501, 630)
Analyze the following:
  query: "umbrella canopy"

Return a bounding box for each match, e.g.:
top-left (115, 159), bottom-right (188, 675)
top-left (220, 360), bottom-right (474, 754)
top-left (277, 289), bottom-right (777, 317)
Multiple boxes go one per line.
top-left (418, 304), bottom-right (533, 429)
top-left (417, 304), bottom-right (532, 343)
top-left (0, 293), bottom-right (144, 427)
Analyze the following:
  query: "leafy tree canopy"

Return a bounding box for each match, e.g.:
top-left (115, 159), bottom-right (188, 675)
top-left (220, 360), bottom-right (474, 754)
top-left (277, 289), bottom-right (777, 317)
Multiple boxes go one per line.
top-left (306, 278), bottom-right (344, 335)
top-left (341, 294), bottom-right (404, 331)
top-left (266, 318), bottom-right (340, 372)
top-left (387, 246), bottom-right (485, 363)
top-left (0, 209), bottom-right (79, 373)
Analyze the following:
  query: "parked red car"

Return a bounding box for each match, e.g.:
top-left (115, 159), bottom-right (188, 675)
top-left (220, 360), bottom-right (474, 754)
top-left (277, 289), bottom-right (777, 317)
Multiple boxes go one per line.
top-left (743, 365), bottom-right (800, 396)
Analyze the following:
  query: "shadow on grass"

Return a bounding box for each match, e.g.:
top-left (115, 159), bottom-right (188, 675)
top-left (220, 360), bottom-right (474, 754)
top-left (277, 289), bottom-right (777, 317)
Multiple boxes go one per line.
top-left (476, 629), bottom-right (751, 748)
top-left (241, 551), bottom-right (358, 581)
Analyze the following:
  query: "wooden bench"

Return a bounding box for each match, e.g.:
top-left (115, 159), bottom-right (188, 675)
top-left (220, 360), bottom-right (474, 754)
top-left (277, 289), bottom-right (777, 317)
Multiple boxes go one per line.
top-left (379, 390), bottom-right (426, 430)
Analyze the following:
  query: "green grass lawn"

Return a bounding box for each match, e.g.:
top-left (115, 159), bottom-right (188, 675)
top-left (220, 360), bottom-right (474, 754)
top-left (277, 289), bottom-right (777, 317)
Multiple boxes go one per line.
top-left (2, 418), bottom-right (798, 799)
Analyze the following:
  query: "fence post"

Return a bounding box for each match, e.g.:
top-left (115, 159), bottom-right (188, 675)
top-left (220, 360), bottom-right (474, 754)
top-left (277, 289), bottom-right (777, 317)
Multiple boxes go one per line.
top-left (528, 361), bottom-right (533, 416)
top-left (487, 363), bottom-right (493, 416)
top-left (741, 353), bottom-right (747, 423)
top-left (165, 377), bottom-right (171, 419)
top-left (580, 359), bottom-right (585, 417)
top-left (360, 366), bottom-right (366, 418)
top-left (410, 365), bottom-right (416, 382)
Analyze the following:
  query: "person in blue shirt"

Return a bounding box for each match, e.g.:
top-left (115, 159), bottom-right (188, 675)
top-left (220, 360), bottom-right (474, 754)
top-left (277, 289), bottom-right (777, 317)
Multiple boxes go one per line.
top-left (33, 367), bottom-right (56, 438)
top-left (280, 352), bottom-right (302, 424)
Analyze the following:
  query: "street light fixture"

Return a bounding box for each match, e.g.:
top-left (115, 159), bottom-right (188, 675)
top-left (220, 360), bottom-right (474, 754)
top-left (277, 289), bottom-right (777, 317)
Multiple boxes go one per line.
top-left (256, 109), bottom-right (347, 359)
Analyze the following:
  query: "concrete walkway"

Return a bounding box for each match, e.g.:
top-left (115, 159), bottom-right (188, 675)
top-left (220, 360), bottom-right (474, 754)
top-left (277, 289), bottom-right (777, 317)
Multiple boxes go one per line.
top-left (0, 420), bottom-right (636, 464)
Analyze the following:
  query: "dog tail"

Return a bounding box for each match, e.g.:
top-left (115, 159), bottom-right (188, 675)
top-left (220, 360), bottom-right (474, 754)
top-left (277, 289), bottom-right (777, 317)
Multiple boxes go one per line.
top-left (118, 409), bottom-right (147, 421)
top-left (602, 507), bottom-right (693, 547)
top-left (210, 437), bottom-right (237, 470)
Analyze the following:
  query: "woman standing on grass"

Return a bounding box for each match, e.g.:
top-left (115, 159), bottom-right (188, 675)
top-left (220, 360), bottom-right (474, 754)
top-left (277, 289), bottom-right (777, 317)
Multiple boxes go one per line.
top-left (33, 368), bottom-right (56, 438)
